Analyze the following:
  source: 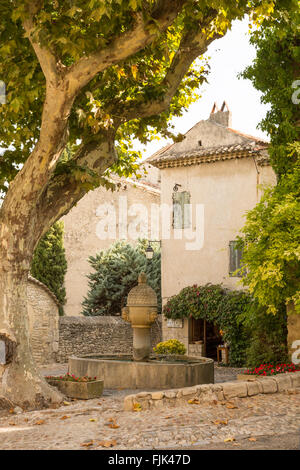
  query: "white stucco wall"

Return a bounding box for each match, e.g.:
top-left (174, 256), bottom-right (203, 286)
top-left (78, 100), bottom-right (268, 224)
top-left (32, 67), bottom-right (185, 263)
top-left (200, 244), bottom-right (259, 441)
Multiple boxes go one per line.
top-left (160, 157), bottom-right (276, 302)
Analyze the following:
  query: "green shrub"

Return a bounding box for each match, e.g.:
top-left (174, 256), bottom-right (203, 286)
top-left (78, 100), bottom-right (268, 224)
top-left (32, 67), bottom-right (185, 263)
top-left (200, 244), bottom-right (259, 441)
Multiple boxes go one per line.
top-left (153, 339), bottom-right (186, 355)
top-left (163, 284), bottom-right (251, 367)
top-left (82, 240), bottom-right (161, 316)
top-left (31, 221), bottom-right (67, 315)
top-left (243, 303), bottom-right (289, 368)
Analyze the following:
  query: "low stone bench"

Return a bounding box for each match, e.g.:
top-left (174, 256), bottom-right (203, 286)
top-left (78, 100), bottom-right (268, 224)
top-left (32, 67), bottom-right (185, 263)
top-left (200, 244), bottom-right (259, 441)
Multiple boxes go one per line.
top-left (123, 371), bottom-right (300, 411)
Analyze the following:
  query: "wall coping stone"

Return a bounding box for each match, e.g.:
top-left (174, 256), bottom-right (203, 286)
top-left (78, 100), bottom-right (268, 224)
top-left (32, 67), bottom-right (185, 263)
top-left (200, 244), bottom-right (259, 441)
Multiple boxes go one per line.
top-left (28, 275), bottom-right (60, 307)
top-left (123, 371), bottom-right (300, 411)
top-left (59, 315), bottom-right (162, 325)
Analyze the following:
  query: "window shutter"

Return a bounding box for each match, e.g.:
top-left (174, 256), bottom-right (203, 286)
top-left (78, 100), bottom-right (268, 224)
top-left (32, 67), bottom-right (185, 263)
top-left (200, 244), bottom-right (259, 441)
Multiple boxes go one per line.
top-left (182, 191), bottom-right (191, 229)
top-left (229, 240), bottom-right (243, 277)
top-left (172, 192), bottom-right (183, 229)
top-left (172, 191), bottom-right (191, 229)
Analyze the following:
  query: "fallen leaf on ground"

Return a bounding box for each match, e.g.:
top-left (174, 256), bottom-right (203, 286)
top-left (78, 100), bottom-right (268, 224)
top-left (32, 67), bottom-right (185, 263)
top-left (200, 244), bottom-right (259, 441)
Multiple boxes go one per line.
top-left (9, 422), bottom-right (16, 426)
top-left (224, 437), bottom-right (235, 442)
top-left (80, 440), bottom-right (94, 447)
top-left (226, 402), bottom-right (238, 409)
top-left (98, 440), bottom-right (117, 448)
top-left (34, 420), bottom-right (45, 425)
top-left (248, 437), bottom-right (257, 442)
top-left (60, 416), bottom-right (70, 420)
top-left (213, 419), bottom-right (228, 426)
top-left (9, 409), bottom-right (15, 414)
top-left (188, 398), bottom-right (200, 405)
top-left (105, 418), bottom-right (119, 428)
top-left (132, 403), bottom-right (142, 412)
top-left (63, 401), bottom-right (71, 406)
top-left (89, 418), bottom-right (97, 422)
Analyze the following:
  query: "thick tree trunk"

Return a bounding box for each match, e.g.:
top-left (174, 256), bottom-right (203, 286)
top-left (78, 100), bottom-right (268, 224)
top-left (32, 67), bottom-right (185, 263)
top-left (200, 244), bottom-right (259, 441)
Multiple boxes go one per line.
top-left (0, 242), bottom-right (63, 409)
top-left (0, 134), bottom-right (116, 408)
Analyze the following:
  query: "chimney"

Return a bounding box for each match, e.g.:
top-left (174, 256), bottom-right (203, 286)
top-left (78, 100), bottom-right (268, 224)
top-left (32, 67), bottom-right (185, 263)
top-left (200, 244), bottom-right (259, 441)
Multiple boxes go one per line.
top-left (209, 101), bottom-right (232, 127)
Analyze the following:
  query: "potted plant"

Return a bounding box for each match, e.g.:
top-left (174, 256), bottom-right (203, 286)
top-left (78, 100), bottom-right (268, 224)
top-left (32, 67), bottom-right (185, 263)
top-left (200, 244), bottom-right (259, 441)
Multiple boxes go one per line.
top-left (46, 373), bottom-right (104, 399)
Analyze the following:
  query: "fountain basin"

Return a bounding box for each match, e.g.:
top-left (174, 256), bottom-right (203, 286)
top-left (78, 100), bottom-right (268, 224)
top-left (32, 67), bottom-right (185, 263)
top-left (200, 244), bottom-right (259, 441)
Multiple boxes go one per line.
top-left (68, 354), bottom-right (214, 389)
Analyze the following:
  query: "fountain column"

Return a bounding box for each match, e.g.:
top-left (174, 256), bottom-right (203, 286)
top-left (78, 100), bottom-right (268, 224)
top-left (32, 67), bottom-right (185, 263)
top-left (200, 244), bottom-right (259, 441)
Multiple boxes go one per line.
top-left (122, 273), bottom-right (157, 361)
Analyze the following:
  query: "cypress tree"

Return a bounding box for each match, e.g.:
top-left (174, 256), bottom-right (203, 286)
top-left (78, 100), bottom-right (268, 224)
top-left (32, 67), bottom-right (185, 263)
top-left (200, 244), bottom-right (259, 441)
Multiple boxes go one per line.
top-left (31, 221), bottom-right (67, 315)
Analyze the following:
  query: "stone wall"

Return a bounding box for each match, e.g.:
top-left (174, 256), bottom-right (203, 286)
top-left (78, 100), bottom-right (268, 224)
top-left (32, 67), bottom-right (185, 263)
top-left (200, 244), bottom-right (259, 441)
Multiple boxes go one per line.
top-left (56, 315), bottom-right (162, 363)
top-left (124, 372), bottom-right (300, 411)
top-left (27, 276), bottom-right (60, 365)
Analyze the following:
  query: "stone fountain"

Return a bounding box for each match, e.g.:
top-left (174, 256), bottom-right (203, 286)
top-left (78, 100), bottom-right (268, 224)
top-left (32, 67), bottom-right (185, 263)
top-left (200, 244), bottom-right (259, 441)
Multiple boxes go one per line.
top-left (68, 273), bottom-right (214, 389)
top-left (122, 272), bottom-right (157, 361)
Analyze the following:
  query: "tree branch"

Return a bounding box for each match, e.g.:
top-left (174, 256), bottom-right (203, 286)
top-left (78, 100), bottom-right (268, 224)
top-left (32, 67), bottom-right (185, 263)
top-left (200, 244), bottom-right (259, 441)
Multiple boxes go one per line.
top-left (121, 26), bottom-right (222, 121)
top-left (34, 133), bottom-right (117, 238)
top-left (3, 0), bottom-right (186, 221)
top-left (23, 1), bottom-right (58, 84)
top-left (66, 0), bottom-right (187, 94)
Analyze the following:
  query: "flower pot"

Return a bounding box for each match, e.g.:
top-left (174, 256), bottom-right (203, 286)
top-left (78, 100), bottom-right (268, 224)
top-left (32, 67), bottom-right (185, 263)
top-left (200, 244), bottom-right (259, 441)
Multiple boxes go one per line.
top-left (47, 378), bottom-right (104, 399)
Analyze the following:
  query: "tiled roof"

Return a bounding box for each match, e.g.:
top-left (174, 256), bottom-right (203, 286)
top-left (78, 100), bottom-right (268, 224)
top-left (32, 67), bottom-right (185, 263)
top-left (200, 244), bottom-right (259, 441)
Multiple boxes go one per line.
top-left (149, 141), bottom-right (269, 169)
top-left (227, 128), bottom-right (268, 144)
top-left (111, 175), bottom-right (160, 193)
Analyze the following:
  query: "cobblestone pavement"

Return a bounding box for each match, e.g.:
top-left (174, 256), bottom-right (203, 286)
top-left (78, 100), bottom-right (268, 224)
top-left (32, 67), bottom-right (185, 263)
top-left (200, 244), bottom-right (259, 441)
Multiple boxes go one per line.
top-left (0, 386), bottom-right (299, 450)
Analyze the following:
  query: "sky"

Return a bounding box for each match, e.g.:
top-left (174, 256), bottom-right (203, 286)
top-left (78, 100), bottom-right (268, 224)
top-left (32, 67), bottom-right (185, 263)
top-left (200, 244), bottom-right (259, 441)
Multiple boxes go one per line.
top-left (136, 18), bottom-right (270, 160)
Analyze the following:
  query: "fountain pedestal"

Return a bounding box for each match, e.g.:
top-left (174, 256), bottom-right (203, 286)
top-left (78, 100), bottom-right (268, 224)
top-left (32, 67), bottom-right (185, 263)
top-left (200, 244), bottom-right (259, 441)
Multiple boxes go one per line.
top-left (122, 273), bottom-right (157, 361)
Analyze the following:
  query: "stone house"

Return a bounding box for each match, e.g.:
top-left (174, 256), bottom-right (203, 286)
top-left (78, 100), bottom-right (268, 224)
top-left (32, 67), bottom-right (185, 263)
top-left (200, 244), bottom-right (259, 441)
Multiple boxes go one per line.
top-left (62, 164), bottom-right (160, 316)
top-left (148, 102), bottom-right (277, 359)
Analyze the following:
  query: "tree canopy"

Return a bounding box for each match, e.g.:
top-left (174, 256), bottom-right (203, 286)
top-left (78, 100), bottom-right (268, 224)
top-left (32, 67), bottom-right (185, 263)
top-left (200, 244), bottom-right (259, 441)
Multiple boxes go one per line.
top-left (238, 144), bottom-right (300, 314)
top-left (242, 4), bottom-right (300, 177)
top-left (0, 0), bottom-right (284, 199)
top-left (238, 5), bottom-right (300, 315)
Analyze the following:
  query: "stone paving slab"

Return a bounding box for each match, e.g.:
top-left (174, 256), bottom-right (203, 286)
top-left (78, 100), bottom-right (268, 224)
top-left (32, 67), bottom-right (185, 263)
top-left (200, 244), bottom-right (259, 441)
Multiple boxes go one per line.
top-left (0, 387), bottom-right (299, 450)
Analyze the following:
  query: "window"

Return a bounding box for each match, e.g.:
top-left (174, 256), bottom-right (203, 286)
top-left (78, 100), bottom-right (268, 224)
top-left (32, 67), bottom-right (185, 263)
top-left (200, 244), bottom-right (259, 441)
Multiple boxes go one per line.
top-left (172, 191), bottom-right (191, 229)
top-left (229, 240), bottom-right (243, 277)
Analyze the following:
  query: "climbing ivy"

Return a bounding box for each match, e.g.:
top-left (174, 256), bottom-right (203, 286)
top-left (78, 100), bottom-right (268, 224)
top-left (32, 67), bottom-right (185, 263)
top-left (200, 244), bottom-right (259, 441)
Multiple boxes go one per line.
top-left (163, 284), bottom-right (251, 366)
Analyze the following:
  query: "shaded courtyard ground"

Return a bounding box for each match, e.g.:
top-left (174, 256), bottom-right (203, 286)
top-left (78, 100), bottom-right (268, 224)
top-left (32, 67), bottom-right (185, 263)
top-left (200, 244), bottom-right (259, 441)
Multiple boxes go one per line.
top-left (0, 363), bottom-right (299, 450)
